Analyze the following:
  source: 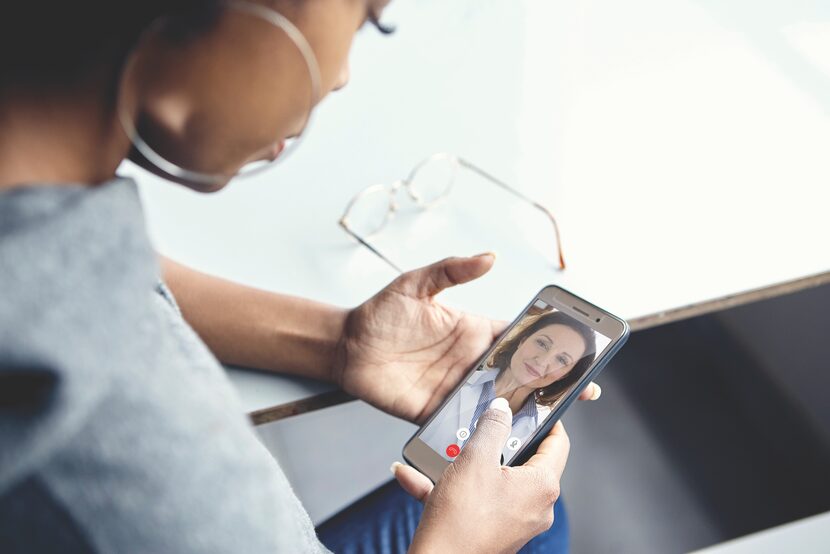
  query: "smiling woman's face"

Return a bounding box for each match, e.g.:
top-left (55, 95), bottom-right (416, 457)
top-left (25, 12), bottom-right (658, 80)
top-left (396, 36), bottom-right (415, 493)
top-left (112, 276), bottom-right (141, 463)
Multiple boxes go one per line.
top-left (507, 324), bottom-right (588, 389)
top-left (125, 0), bottom-right (391, 190)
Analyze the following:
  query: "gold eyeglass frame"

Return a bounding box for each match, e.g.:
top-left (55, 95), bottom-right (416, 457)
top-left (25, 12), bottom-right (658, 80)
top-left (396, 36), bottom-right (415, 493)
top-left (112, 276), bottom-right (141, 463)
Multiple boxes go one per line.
top-left (338, 153), bottom-right (566, 274)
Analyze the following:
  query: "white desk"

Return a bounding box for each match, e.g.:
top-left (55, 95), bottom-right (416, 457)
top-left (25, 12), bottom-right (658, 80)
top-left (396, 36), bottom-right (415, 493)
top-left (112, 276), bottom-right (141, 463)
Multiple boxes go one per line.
top-left (125, 0), bottom-right (830, 424)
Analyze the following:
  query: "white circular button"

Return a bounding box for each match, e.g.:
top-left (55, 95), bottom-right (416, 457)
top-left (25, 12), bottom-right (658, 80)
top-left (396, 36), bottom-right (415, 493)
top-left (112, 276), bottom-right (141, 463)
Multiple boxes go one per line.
top-left (506, 437), bottom-right (523, 451)
top-left (456, 428), bottom-right (470, 441)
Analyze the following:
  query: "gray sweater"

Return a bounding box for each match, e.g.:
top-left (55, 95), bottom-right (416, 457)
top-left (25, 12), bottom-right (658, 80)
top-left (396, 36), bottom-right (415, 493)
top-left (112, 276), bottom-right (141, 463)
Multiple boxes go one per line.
top-left (0, 179), bottom-right (329, 553)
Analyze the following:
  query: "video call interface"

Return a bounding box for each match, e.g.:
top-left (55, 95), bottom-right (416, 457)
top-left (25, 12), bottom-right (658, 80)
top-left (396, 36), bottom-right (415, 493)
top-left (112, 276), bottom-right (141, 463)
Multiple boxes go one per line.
top-left (419, 299), bottom-right (612, 463)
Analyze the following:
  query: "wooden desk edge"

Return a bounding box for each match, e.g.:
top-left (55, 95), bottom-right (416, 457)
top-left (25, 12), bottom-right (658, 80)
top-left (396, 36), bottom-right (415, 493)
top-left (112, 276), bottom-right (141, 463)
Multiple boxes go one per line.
top-left (627, 270), bottom-right (830, 331)
top-left (248, 270), bottom-right (830, 425)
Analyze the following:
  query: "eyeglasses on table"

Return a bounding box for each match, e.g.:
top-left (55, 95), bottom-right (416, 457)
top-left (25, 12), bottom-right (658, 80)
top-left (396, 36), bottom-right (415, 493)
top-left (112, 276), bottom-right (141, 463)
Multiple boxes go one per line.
top-left (338, 153), bottom-right (566, 273)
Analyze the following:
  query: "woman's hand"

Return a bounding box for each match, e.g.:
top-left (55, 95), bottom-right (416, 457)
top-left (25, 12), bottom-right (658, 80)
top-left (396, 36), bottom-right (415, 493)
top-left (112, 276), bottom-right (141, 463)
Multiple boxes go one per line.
top-left (396, 398), bottom-right (570, 553)
top-left (331, 254), bottom-right (601, 425)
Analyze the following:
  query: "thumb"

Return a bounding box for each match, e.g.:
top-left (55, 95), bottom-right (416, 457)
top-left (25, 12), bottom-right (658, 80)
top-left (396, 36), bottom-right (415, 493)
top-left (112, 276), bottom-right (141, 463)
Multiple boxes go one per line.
top-left (391, 462), bottom-right (434, 502)
top-left (393, 252), bottom-right (496, 299)
top-left (457, 397), bottom-right (513, 466)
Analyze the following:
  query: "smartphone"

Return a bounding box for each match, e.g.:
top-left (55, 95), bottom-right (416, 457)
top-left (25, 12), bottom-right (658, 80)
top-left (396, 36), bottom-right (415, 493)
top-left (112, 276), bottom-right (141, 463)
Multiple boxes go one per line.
top-left (402, 285), bottom-right (629, 482)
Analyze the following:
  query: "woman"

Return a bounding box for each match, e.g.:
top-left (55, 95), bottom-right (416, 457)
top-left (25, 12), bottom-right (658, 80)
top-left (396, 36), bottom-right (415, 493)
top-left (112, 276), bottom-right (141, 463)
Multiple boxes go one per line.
top-left (420, 312), bottom-right (597, 463)
top-left (0, 1), bottom-right (601, 552)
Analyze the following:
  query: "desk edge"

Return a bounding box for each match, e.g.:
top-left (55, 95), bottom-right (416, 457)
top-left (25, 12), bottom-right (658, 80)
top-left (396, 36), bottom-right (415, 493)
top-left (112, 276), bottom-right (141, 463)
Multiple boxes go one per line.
top-left (248, 270), bottom-right (830, 425)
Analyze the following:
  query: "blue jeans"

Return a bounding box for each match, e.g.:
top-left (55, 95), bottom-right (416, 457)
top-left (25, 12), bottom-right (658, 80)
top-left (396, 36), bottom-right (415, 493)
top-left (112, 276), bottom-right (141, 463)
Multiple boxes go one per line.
top-left (317, 480), bottom-right (569, 553)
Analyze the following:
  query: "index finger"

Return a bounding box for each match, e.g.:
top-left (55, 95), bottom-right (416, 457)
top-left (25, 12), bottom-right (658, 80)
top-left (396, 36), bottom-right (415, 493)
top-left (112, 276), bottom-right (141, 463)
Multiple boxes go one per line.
top-left (578, 382), bottom-right (601, 401)
top-left (522, 420), bottom-right (570, 481)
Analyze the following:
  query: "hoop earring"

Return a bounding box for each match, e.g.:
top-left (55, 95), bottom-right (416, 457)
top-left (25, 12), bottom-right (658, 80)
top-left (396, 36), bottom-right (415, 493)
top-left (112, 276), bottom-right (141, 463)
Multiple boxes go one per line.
top-left (117, 0), bottom-right (322, 187)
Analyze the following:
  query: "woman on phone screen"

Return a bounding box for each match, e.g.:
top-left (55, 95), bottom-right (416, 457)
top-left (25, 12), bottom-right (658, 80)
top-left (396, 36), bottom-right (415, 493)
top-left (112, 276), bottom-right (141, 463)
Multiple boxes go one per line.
top-left (420, 312), bottom-right (597, 463)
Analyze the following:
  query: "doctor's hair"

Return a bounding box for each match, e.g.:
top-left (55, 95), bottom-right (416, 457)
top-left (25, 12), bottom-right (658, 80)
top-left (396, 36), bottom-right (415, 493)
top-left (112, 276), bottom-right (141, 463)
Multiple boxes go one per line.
top-left (1, 0), bottom-right (223, 90)
top-left (485, 311), bottom-right (597, 407)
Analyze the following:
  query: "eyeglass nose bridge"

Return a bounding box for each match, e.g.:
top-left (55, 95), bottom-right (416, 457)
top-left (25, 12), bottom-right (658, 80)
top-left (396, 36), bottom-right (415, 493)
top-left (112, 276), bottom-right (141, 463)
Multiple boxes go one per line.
top-left (388, 180), bottom-right (408, 212)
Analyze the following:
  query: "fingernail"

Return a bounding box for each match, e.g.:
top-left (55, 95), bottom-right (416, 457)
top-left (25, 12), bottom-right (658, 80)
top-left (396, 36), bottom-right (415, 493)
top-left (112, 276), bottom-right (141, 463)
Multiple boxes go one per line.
top-left (475, 251), bottom-right (496, 260)
top-left (489, 397), bottom-right (511, 414)
top-left (592, 384), bottom-right (602, 400)
top-left (390, 461), bottom-right (403, 476)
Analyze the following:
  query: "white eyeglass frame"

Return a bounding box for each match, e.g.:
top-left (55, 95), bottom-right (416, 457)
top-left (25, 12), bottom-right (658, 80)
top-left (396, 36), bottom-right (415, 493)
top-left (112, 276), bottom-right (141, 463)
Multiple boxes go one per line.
top-left (338, 153), bottom-right (566, 273)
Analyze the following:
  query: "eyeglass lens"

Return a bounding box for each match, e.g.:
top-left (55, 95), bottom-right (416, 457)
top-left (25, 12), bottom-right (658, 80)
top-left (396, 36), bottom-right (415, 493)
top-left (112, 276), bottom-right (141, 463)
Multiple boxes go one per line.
top-left (407, 155), bottom-right (456, 205)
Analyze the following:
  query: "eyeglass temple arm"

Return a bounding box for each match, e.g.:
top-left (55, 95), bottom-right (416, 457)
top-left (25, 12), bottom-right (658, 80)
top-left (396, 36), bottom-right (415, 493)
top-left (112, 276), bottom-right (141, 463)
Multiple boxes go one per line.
top-left (338, 221), bottom-right (404, 274)
top-left (456, 158), bottom-right (566, 270)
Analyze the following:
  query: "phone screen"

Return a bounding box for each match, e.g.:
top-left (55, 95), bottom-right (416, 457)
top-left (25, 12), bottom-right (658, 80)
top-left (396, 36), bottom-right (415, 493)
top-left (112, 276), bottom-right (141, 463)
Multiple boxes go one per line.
top-left (417, 298), bottom-right (613, 464)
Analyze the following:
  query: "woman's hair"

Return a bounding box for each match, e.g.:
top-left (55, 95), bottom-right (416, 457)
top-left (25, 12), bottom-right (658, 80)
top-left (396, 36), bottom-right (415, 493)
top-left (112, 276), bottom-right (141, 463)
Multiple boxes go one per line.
top-left (486, 311), bottom-right (597, 407)
top-left (1, 1), bottom-right (223, 89)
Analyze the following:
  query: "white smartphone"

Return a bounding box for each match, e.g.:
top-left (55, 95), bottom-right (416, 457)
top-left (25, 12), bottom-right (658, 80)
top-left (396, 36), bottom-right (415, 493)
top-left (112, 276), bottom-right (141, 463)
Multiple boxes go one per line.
top-left (402, 285), bottom-right (630, 482)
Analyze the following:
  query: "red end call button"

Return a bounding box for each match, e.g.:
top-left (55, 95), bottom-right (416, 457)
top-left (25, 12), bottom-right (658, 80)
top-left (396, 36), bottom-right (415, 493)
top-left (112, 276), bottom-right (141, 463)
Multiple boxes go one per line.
top-left (446, 444), bottom-right (461, 458)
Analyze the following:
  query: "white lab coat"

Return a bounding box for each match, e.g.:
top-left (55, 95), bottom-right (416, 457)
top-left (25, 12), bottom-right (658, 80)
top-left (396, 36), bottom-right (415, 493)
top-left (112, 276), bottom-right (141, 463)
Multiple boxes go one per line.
top-left (420, 367), bottom-right (551, 463)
